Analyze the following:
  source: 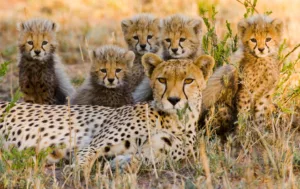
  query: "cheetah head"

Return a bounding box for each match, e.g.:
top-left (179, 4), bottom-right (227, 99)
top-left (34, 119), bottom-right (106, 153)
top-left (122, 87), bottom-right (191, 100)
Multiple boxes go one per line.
top-left (91, 46), bottom-right (135, 88)
top-left (238, 15), bottom-right (283, 58)
top-left (162, 14), bottom-right (202, 59)
top-left (121, 14), bottom-right (161, 56)
top-left (142, 53), bottom-right (214, 114)
top-left (17, 18), bottom-right (58, 61)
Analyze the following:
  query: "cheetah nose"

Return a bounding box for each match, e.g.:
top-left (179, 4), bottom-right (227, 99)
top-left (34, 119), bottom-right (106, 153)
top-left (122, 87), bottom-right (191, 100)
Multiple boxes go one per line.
top-left (258, 48), bottom-right (265, 53)
top-left (171, 48), bottom-right (178, 53)
top-left (167, 97), bottom-right (181, 106)
top-left (34, 50), bottom-right (41, 55)
top-left (108, 78), bottom-right (115, 84)
top-left (140, 44), bottom-right (146, 49)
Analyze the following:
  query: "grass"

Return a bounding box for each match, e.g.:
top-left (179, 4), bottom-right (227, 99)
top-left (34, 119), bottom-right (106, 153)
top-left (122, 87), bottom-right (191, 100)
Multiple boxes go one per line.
top-left (0, 0), bottom-right (299, 188)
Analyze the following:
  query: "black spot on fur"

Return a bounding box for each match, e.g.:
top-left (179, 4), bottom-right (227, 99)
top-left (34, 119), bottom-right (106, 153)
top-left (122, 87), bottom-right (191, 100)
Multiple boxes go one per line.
top-left (125, 140), bottom-right (130, 149)
top-left (161, 137), bottom-right (172, 146)
top-left (104, 146), bottom-right (110, 152)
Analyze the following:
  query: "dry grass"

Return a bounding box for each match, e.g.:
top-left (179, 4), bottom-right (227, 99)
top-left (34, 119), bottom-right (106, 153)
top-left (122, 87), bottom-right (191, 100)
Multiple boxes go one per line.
top-left (0, 0), bottom-right (299, 188)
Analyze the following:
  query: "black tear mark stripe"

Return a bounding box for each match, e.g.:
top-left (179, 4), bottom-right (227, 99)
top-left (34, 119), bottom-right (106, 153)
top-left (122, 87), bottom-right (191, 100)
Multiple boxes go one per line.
top-left (161, 81), bottom-right (167, 99)
top-left (265, 41), bottom-right (270, 52)
top-left (135, 37), bottom-right (140, 49)
top-left (253, 42), bottom-right (257, 51)
top-left (182, 84), bottom-right (188, 100)
top-left (147, 38), bottom-right (151, 46)
top-left (41, 46), bottom-right (46, 51)
top-left (179, 42), bottom-right (184, 49)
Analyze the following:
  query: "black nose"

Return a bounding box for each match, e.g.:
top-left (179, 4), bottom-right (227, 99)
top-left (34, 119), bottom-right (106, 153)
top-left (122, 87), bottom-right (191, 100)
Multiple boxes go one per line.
top-left (108, 78), bottom-right (115, 84)
top-left (258, 48), bottom-right (265, 53)
top-left (167, 97), bottom-right (181, 106)
top-left (34, 50), bottom-right (41, 55)
top-left (171, 48), bottom-right (178, 53)
top-left (140, 44), bottom-right (146, 49)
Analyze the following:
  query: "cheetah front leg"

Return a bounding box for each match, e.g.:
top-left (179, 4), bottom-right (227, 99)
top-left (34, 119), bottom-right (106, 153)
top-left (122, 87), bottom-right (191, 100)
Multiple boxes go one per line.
top-left (254, 94), bottom-right (274, 127)
top-left (73, 138), bottom-right (138, 186)
top-left (139, 131), bottom-right (191, 164)
top-left (237, 89), bottom-right (252, 120)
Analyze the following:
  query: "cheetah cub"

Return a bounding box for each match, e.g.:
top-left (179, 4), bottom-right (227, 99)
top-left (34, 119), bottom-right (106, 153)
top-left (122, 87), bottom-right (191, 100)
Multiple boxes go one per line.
top-left (133, 14), bottom-right (204, 102)
top-left (71, 46), bottom-right (135, 107)
top-left (17, 18), bottom-right (74, 105)
top-left (235, 15), bottom-right (283, 125)
top-left (121, 14), bottom-right (161, 92)
top-left (162, 14), bottom-right (203, 60)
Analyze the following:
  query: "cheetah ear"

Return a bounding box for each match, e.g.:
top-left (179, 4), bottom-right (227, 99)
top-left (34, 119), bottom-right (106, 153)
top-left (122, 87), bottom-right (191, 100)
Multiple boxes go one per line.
top-left (51, 22), bottom-right (59, 32)
top-left (142, 53), bottom-right (163, 77)
top-left (124, 51), bottom-right (135, 68)
top-left (271, 18), bottom-right (283, 34)
top-left (188, 19), bottom-right (202, 34)
top-left (194, 55), bottom-right (215, 80)
top-left (237, 19), bottom-right (249, 37)
top-left (121, 19), bottom-right (133, 33)
top-left (17, 22), bottom-right (25, 31)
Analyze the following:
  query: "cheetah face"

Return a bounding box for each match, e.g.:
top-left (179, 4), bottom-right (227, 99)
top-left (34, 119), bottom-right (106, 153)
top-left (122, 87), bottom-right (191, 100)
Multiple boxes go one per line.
top-left (238, 15), bottom-right (283, 58)
top-left (17, 19), bottom-right (58, 61)
top-left (142, 53), bottom-right (214, 114)
top-left (162, 15), bottom-right (202, 59)
top-left (91, 47), bottom-right (135, 88)
top-left (121, 15), bottom-right (161, 56)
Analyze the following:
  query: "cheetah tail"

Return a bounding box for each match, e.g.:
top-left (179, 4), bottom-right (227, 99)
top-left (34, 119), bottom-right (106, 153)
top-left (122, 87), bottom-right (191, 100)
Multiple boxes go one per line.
top-left (201, 64), bottom-right (238, 113)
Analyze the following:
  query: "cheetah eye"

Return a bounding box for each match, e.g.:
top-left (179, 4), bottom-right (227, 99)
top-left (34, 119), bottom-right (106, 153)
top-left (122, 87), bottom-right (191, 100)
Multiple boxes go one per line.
top-left (157, 78), bottom-right (166, 84)
top-left (184, 78), bottom-right (194, 84)
top-left (147, 35), bottom-right (153, 39)
top-left (266, 37), bottom-right (272, 42)
top-left (165, 38), bottom-right (171, 43)
top-left (116, 68), bottom-right (122, 73)
top-left (42, 41), bottom-right (48, 45)
top-left (133, 36), bottom-right (139, 40)
top-left (250, 38), bottom-right (257, 43)
top-left (179, 38), bottom-right (186, 42)
top-left (100, 69), bottom-right (107, 73)
top-left (27, 41), bottom-right (33, 45)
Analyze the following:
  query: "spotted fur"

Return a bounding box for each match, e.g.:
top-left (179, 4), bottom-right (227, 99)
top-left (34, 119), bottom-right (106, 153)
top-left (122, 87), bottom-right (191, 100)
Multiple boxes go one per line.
top-left (134, 14), bottom-right (204, 102)
top-left (17, 18), bottom-right (74, 105)
top-left (162, 14), bottom-right (203, 60)
top-left (235, 15), bottom-right (283, 126)
top-left (121, 14), bottom-right (161, 93)
top-left (0, 54), bottom-right (214, 180)
top-left (71, 45), bottom-right (135, 107)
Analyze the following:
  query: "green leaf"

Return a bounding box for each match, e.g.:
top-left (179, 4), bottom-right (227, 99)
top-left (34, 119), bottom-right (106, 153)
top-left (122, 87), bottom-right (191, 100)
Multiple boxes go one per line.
top-left (0, 61), bottom-right (10, 78)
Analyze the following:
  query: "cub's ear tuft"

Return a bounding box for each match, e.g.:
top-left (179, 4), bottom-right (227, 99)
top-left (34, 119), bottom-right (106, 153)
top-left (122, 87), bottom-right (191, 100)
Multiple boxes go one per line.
top-left (124, 51), bottom-right (135, 68)
top-left (194, 55), bottom-right (215, 80)
top-left (187, 18), bottom-right (202, 34)
top-left (271, 18), bottom-right (283, 34)
top-left (153, 18), bottom-right (161, 30)
top-left (51, 22), bottom-right (59, 32)
top-left (142, 53), bottom-right (163, 77)
top-left (92, 50), bottom-right (97, 59)
top-left (121, 19), bottom-right (133, 33)
top-left (17, 22), bottom-right (25, 31)
top-left (237, 19), bottom-right (249, 37)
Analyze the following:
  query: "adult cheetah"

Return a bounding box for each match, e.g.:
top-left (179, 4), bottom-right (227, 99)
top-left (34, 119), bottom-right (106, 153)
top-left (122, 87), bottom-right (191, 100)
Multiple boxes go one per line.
top-left (0, 54), bottom-right (214, 183)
